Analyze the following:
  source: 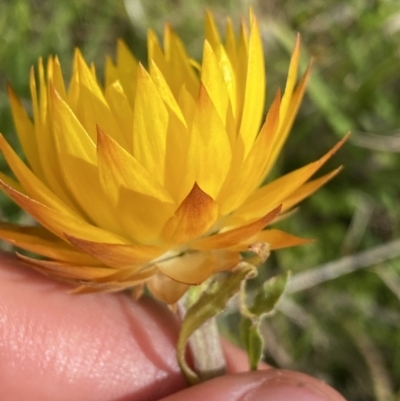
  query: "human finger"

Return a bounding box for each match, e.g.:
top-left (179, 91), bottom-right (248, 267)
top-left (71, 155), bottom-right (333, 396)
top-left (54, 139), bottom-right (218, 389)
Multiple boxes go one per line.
top-left (158, 369), bottom-right (346, 401)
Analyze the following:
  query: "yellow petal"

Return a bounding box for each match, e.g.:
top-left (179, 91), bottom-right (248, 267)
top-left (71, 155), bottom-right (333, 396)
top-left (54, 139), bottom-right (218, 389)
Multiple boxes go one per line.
top-left (157, 251), bottom-right (215, 284)
top-left (0, 134), bottom-right (77, 214)
top-left (117, 186), bottom-right (176, 244)
top-left (187, 84), bottom-right (232, 198)
top-left (149, 60), bottom-right (186, 125)
top-left (6, 83), bottom-right (43, 178)
top-left (201, 41), bottom-right (233, 133)
top-left (50, 88), bottom-right (123, 233)
top-left (225, 18), bottom-right (238, 73)
top-left (66, 235), bottom-right (166, 268)
top-left (133, 64), bottom-right (168, 185)
top-left (239, 15), bottom-right (266, 157)
top-left (163, 24), bottom-right (199, 98)
top-left (104, 81), bottom-right (134, 152)
top-left (231, 134), bottom-right (349, 224)
top-left (29, 66), bottom-right (68, 199)
top-left (147, 272), bottom-right (189, 304)
top-left (218, 90), bottom-right (281, 214)
top-left (279, 34), bottom-right (301, 123)
top-left (17, 254), bottom-right (113, 280)
top-left (264, 60), bottom-right (313, 176)
top-left (0, 179), bottom-right (127, 243)
top-left (213, 249), bottom-right (241, 272)
top-left (163, 105), bottom-right (192, 203)
top-left (47, 56), bottom-right (67, 100)
top-left (205, 10), bottom-right (222, 51)
top-left (97, 126), bottom-right (172, 203)
top-left (105, 55), bottom-right (118, 88)
top-left (282, 167), bottom-right (343, 212)
top-left (162, 183), bottom-right (219, 245)
top-left (0, 222), bottom-right (99, 265)
top-left (228, 229), bottom-right (313, 252)
top-left (74, 51), bottom-right (125, 147)
top-left (191, 205), bottom-right (282, 251)
top-left (115, 39), bottom-right (138, 108)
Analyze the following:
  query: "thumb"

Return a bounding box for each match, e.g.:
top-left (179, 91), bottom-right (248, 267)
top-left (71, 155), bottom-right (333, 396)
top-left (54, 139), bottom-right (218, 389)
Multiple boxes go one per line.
top-left (159, 370), bottom-right (346, 401)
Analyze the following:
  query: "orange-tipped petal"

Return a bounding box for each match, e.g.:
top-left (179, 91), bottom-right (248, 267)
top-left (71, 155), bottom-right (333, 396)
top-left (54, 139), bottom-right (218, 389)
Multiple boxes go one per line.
top-left (162, 183), bottom-right (219, 244)
top-left (0, 179), bottom-right (127, 244)
top-left (191, 205), bottom-right (282, 251)
top-left (231, 134), bottom-right (349, 223)
top-left (65, 235), bottom-right (166, 269)
top-left (282, 167), bottom-right (343, 212)
top-left (228, 229), bottom-right (313, 252)
top-left (0, 222), bottom-right (99, 265)
top-left (187, 84), bottom-right (232, 198)
top-left (147, 272), bottom-right (189, 304)
top-left (156, 251), bottom-right (215, 284)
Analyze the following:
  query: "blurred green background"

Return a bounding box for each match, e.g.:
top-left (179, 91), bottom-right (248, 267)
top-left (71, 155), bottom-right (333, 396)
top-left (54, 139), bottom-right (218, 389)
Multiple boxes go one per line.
top-left (1, 0), bottom-right (400, 399)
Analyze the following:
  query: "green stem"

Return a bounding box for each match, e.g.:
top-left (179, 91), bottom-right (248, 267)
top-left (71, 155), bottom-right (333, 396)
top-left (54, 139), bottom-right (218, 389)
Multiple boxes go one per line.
top-left (178, 288), bottom-right (226, 382)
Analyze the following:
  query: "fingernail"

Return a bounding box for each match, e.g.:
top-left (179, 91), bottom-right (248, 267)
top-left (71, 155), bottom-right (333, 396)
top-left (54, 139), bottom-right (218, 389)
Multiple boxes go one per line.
top-left (241, 370), bottom-right (344, 401)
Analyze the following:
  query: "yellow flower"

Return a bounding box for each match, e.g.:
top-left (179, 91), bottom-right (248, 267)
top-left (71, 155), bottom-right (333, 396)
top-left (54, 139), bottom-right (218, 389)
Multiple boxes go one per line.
top-left (0, 11), bottom-right (346, 304)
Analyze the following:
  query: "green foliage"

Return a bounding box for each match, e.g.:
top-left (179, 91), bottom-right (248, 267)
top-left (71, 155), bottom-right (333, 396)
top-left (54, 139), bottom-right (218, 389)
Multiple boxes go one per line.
top-left (1, 0), bottom-right (400, 399)
top-left (240, 272), bottom-right (290, 370)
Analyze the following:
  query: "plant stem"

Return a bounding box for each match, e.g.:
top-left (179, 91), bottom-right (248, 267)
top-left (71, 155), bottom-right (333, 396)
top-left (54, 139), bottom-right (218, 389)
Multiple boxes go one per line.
top-left (187, 316), bottom-right (226, 380)
top-left (177, 288), bottom-right (226, 382)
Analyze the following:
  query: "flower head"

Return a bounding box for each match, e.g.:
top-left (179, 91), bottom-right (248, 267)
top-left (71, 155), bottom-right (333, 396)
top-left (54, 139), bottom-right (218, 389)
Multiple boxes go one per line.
top-left (0, 11), bottom-right (346, 303)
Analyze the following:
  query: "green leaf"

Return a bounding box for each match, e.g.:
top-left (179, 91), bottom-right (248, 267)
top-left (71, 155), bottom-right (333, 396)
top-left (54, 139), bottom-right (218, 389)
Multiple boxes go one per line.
top-left (177, 262), bottom-right (257, 384)
top-left (240, 317), bottom-right (264, 370)
top-left (249, 271), bottom-right (291, 317)
top-left (239, 271), bottom-right (290, 370)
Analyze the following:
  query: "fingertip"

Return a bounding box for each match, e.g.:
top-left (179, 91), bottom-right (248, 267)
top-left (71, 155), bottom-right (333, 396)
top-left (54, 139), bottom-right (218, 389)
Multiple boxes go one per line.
top-left (159, 370), bottom-right (346, 401)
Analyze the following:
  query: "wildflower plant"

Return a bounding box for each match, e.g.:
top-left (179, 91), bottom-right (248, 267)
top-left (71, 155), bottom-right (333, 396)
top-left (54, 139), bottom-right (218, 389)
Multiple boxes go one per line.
top-left (0, 10), bottom-right (346, 382)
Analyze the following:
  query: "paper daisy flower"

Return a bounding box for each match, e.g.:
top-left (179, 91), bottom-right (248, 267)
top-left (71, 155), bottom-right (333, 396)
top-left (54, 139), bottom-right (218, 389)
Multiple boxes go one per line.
top-left (0, 11), bottom-right (345, 304)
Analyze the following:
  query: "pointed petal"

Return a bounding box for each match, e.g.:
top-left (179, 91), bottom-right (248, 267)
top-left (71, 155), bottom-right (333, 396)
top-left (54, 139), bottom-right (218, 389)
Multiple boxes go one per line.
top-left (104, 81), bottom-right (134, 152)
top-left (191, 205), bottom-right (282, 251)
top-left (162, 183), bottom-right (219, 244)
top-left (201, 41), bottom-right (232, 131)
top-left (6, 83), bottom-right (43, 177)
top-left (228, 229), bottom-right (313, 251)
top-left (282, 167), bottom-right (343, 212)
top-left (264, 60), bottom-right (313, 176)
top-left (157, 251), bottom-right (215, 284)
top-left (66, 235), bottom-right (166, 268)
top-left (97, 126), bottom-right (172, 202)
top-left (133, 64), bottom-right (168, 185)
top-left (163, 24), bottom-right (199, 98)
top-left (116, 186), bottom-right (176, 243)
top-left (0, 134), bottom-right (77, 214)
top-left (239, 16), bottom-right (266, 156)
top-left (225, 18), bottom-right (238, 72)
top-left (280, 34), bottom-right (301, 121)
top-left (163, 104), bottom-right (192, 204)
top-left (147, 272), bottom-right (189, 304)
top-left (74, 51), bottom-right (125, 146)
top-left (149, 60), bottom-right (186, 125)
top-left (0, 179), bottom-right (127, 243)
top-left (205, 10), bottom-right (222, 50)
top-left (0, 222), bottom-right (99, 265)
top-left (188, 84), bottom-right (232, 198)
top-left (213, 249), bottom-right (241, 272)
top-left (17, 254), bottom-right (114, 280)
top-left (218, 90), bottom-right (281, 214)
top-left (115, 39), bottom-right (138, 108)
top-left (231, 134), bottom-right (349, 223)
top-left (105, 55), bottom-right (118, 88)
top-left (47, 56), bottom-right (67, 100)
top-left (51, 88), bottom-right (124, 232)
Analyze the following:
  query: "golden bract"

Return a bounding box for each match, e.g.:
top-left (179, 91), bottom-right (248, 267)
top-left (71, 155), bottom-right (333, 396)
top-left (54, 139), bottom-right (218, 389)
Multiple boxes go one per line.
top-left (0, 11), bottom-right (346, 303)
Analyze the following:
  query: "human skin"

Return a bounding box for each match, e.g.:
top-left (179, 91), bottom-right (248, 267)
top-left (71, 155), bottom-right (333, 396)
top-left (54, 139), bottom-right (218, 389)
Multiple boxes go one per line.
top-left (0, 251), bottom-right (346, 401)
